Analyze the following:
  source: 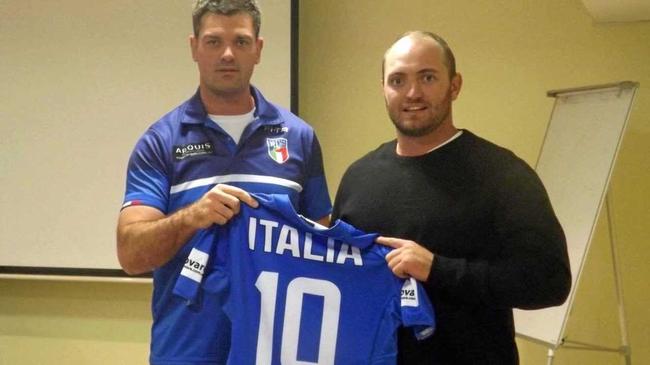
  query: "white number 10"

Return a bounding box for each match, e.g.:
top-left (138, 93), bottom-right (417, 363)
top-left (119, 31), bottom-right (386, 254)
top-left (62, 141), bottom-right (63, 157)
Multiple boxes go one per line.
top-left (255, 271), bottom-right (341, 365)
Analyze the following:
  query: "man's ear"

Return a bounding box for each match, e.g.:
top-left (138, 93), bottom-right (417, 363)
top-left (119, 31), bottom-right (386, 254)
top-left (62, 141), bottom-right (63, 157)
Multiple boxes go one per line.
top-left (255, 36), bottom-right (264, 64)
top-left (450, 73), bottom-right (462, 100)
top-left (189, 34), bottom-right (198, 62)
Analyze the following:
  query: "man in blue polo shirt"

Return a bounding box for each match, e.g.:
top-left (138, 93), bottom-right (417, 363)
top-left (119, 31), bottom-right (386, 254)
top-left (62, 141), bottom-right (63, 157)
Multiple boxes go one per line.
top-left (116, 1), bottom-right (331, 364)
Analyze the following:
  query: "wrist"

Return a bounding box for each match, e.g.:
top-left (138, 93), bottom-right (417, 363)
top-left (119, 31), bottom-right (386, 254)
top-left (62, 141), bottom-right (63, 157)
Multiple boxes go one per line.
top-left (425, 253), bottom-right (436, 282)
top-left (175, 204), bottom-right (200, 232)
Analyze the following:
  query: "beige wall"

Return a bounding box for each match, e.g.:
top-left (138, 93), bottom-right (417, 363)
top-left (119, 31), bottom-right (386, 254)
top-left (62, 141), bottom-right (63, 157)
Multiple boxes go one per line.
top-left (0, 280), bottom-right (151, 364)
top-left (1, 0), bottom-right (649, 364)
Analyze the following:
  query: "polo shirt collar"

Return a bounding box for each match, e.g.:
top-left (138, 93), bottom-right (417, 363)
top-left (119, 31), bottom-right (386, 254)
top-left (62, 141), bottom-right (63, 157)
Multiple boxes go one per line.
top-left (182, 86), bottom-right (281, 126)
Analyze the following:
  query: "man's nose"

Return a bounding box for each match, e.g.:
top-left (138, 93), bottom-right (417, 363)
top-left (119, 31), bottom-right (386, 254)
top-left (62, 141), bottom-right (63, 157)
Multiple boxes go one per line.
top-left (221, 46), bottom-right (235, 62)
top-left (406, 82), bottom-right (423, 99)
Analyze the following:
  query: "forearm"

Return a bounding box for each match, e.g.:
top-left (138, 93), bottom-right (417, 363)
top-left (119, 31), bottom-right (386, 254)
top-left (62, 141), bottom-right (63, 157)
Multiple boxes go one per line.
top-left (426, 232), bottom-right (571, 309)
top-left (116, 184), bottom-right (257, 275)
top-left (490, 232), bottom-right (571, 309)
top-left (117, 207), bottom-right (198, 275)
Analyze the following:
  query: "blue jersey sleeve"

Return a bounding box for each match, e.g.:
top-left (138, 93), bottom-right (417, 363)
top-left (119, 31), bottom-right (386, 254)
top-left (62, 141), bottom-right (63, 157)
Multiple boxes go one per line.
top-left (299, 133), bottom-right (332, 220)
top-left (374, 245), bottom-right (436, 341)
top-left (368, 277), bottom-right (435, 363)
top-left (399, 277), bottom-right (436, 340)
top-left (368, 298), bottom-right (400, 364)
top-left (122, 128), bottom-right (170, 213)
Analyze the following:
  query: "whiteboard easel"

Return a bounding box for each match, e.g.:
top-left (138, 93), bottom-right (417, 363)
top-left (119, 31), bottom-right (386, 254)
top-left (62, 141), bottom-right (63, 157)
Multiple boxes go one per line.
top-left (513, 81), bottom-right (639, 364)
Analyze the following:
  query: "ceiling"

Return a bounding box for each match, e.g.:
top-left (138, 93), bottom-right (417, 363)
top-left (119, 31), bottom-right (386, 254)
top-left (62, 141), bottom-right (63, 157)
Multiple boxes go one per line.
top-left (582, 0), bottom-right (650, 22)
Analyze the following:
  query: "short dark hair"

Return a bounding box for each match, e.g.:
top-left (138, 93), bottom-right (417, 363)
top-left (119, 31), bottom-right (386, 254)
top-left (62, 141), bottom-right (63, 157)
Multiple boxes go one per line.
top-left (192, 0), bottom-right (261, 38)
top-left (382, 31), bottom-right (457, 80)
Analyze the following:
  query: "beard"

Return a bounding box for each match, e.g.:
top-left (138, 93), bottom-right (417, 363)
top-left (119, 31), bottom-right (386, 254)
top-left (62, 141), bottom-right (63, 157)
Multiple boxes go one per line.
top-left (388, 88), bottom-right (453, 137)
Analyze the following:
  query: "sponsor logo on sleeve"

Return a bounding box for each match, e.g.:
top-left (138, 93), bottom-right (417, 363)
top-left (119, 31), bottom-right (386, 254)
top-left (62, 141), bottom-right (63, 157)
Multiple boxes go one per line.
top-left (173, 142), bottom-right (214, 161)
top-left (266, 138), bottom-right (289, 164)
top-left (401, 278), bottom-right (420, 307)
top-left (179, 248), bottom-right (209, 283)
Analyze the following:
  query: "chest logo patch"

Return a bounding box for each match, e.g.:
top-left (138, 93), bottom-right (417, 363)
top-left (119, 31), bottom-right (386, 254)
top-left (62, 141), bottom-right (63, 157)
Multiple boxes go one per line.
top-left (173, 142), bottom-right (214, 161)
top-left (266, 138), bottom-right (289, 164)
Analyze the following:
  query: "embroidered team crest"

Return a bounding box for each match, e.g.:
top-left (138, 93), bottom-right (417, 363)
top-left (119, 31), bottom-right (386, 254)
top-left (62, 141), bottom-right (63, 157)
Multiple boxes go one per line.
top-left (266, 138), bottom-right (289, 164)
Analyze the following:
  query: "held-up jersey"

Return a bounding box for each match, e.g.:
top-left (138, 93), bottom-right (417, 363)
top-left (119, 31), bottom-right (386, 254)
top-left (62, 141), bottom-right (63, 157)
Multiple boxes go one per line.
top-left (121, 87), bottom-right (331, 365)
top-left (204, 193), bottom-right (435, 365)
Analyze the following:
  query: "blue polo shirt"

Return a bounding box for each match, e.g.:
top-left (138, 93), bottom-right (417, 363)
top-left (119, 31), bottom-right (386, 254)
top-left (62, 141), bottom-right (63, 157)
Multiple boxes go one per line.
top-left (122, 86), bottom-right (332, 365)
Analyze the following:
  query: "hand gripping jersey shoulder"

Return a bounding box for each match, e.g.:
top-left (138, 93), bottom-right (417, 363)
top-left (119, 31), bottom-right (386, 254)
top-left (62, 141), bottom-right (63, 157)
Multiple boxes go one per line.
top-left (208, 193), bottom-right (435, 365)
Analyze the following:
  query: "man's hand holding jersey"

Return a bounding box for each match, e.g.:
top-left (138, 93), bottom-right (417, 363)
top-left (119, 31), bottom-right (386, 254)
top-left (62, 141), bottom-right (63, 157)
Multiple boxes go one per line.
top-left (377, 237), bottom-right (434, 282)
top-left (185, 184), bottom-right (259, 228)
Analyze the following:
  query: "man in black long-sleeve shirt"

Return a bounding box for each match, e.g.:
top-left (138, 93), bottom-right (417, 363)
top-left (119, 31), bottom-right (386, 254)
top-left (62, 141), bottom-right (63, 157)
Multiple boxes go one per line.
top-left (332, 31), bottom-right (571, 364)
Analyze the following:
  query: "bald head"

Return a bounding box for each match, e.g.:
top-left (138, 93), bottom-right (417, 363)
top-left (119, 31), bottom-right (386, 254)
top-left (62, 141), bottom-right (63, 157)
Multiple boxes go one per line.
top-left (382, 31), bottom-right (456, 82)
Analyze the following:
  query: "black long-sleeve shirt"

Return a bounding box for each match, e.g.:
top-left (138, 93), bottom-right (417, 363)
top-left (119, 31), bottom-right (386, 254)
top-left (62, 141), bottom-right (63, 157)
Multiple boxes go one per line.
top-left (333, 130), bottom-right (571, 364)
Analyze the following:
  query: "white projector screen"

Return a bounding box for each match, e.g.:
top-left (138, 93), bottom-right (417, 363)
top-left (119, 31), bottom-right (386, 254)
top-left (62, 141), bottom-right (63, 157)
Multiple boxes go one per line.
top-left (0, 0), bottom-right (297, 276)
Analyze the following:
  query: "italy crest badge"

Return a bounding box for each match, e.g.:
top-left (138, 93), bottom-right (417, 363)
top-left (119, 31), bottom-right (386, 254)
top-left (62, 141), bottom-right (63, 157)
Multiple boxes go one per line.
top-left (266, 138), bottom-right (289, 164)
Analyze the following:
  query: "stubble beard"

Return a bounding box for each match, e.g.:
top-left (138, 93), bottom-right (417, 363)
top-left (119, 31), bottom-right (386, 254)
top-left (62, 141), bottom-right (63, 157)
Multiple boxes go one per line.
top-left (205, 77), bottom-right (247, 99)
top-left (389, 89), bottom-right (453, 138)
top-left (201, 63), bottom-right (250, 99)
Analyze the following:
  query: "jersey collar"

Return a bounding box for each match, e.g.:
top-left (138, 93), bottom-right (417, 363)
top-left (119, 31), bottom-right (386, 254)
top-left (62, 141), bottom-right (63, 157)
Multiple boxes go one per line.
top-left (255, 193), bottom-right (378, 250)
top-left (182, 86), bottom-right (282, 127)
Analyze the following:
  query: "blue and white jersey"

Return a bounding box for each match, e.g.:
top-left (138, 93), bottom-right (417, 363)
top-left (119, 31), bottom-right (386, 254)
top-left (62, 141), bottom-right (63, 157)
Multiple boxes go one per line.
top-left (204, 194), bottom-right (435, 365)
top-left (121, 87), bottom-right (331, 365)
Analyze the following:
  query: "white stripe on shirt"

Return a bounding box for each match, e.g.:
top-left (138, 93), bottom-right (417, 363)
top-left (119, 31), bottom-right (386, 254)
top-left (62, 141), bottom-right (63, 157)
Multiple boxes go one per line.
top-left (170, 174), bottom-right (303, 194)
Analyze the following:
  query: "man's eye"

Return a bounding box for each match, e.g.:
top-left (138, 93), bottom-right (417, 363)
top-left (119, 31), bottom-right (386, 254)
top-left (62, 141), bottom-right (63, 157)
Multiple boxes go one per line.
top-left (422, 74), bottom-right (435, 83)
top-left (389, 78), bottom-right (403, 86)
top-left (237, 39), bottom-right (250, 46)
